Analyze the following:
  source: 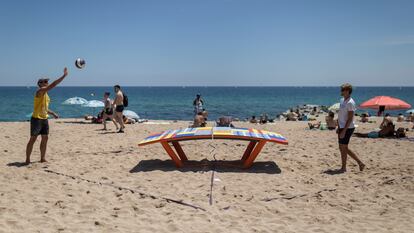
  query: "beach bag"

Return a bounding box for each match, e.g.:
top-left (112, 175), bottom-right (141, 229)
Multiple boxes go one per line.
top-left (123, 94), bottom-right (129, 107)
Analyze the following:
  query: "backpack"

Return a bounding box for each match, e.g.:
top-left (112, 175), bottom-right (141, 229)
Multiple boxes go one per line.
top-left (123, 94), bottom-right (129, 107)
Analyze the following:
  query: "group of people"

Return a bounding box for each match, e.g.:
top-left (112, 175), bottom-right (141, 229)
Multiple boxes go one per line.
top-left (30, 68), bottom-right (412, 173)
top-left (84, 86), bottom-right (128, 132)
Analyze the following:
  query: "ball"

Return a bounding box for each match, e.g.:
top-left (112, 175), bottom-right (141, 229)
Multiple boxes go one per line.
top-left (75, 58), bottom-right (86, 69)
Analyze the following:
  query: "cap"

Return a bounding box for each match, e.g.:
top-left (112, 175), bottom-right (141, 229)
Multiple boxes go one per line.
top-left (37, 78), bottom-right (50, 84)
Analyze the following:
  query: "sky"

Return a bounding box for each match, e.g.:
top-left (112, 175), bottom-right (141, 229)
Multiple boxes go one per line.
top-left (0, 0), bottom-right (413, 86)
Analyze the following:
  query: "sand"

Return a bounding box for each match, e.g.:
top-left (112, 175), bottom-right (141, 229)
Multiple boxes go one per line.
top-left (0, 118), bottom-right (413, 233)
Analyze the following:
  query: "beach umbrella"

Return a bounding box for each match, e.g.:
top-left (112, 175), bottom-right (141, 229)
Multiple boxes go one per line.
top-left (82, 100), bottom-right (104, 115)
top-left (359, 96), bottom-right (411, 110)
top-left (407, 109), bottom-right (414, 114)
top-left (82, 100), bottom-right (104, 108)
top-left (123, 110), bottom-right (140, 120)
top-left (62, 97), bottom-right (88, 105)
top-left (328, 103), bottom-right (340, 111)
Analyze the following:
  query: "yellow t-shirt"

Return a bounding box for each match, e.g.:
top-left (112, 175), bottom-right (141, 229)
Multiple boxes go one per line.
top-left (32, 92), bottom-right (50, 119)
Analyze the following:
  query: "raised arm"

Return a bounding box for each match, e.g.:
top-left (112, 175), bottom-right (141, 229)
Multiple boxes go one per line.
top-left (37, 68), bottom-right (68, 96)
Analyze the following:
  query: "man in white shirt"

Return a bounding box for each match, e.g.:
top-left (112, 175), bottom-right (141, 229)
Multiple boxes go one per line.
top-left (337, 83), bottom-right (365, 172)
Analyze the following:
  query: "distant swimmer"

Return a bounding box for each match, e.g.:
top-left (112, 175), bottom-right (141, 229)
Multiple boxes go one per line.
top-left (193, 93), bottom-right (204, 116)
top-left (25, 67), bottom-right (68, 164)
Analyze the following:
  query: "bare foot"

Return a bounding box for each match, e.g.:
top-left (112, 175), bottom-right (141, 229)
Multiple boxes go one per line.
top-left (25, 159), bottom-right (31, 165)
top-left (40, 159), bottom-right (48, 163)
top-left (359, 163), bottom-right (366, 171)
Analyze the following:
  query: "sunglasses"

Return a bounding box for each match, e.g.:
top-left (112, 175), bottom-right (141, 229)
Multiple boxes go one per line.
top-left (38, 81), bottom-right (48, 84)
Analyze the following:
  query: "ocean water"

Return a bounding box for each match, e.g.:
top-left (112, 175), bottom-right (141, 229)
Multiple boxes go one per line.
top-left (1, 86), bottom-right (413, 122)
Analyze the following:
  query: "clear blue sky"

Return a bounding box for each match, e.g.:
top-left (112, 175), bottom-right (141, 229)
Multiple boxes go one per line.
top-left (0, 0), bottom-right (413, 86)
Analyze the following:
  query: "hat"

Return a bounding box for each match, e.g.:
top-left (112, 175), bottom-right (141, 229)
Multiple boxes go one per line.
top-left (37, 78), bottom-right (50, 84)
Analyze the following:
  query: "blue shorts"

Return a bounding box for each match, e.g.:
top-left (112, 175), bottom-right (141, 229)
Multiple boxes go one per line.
top-left (338, 128), bottom-right (355, 145)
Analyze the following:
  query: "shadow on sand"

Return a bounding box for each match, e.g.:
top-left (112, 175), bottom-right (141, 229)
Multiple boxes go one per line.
top-left (130, 159), bottom-right (281, 174)
top-left (322, 169), bottom-right (346, 175)
top-left (57, 121), bottom-right (92, 125)
top-left (7, 162), bottom-right (29, 167)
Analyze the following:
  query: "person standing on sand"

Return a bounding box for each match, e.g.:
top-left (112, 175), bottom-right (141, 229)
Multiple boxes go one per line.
top-left (25, 67), bottom-right (68, 164)
top-left (336, 83), bottom-right (365, 172)
top-left (113, 85), bottom-right (125, 133)
top-left (102, 92), bottom-right (119, 131)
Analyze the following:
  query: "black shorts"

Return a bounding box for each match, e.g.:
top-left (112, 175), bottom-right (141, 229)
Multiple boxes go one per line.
top-left (338, 128), bottom-right (355, 145)
top-left (104, 108), bottom-right (113, 115)
top-left (31, 117), bottom-right (49, 136)
top-left (115, 105), bottom-right (124, 113)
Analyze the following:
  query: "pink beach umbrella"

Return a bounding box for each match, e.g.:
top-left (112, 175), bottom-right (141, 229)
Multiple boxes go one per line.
top-left (359, 96), bottom-right (411, 110)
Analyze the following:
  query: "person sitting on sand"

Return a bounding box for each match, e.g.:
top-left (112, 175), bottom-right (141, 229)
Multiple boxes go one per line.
top-left (202, 109), bottom-right (208, 123)
top-left (216, 116), bottom-right (234, 127)
top-left (325, 111), bottom-right (337, 130)
top-left (249, 115), bottom-right (258, 123)
top-left (26, 67), bottom-right (68, 164)
top-left (380, 113), bottom-right (394, 129)
top-left (92, 111), bottom-right (104, 124)
top-left (102, 92), bottom-right (119, 131)
top-left (360, 113), bottom-right (369, 123)
top-left (191, 112), bottom-right (206, 127)
top-left (397, 113), bottom-right (404, 122)
top-left (406, 112), bottom-right (413, 122)
top-left (310, 106), bottom-right (318, 116)
top-left (286, 109), bottom-right (298, 121)
top-left (260, 113), bottom-right (269, 124)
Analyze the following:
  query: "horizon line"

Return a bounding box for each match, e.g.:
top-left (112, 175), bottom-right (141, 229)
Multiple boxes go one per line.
top-left (1, 85), bottom-right (414, 88)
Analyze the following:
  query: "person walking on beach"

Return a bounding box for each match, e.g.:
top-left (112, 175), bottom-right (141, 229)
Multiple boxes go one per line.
top-left (336, 83), bottom-right (365, 172)
top-left (102, 92), bottom-right (119, 131)
top-left (113, 85), bottom-right (125, 133)
top-left (193, 93), bottom-right (204, 116)
top-left (25, 67), bottom-right (68, 164)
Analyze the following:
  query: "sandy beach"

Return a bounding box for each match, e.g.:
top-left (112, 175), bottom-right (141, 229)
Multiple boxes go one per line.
top-left (0, 118), bottom-right (413, 233)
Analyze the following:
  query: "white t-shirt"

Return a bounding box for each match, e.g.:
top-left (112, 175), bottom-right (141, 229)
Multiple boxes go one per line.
top-left (338, 97), bottom-right (356, 129)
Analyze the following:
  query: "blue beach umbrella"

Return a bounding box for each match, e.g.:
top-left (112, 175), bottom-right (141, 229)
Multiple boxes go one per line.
top-left (62, 97), bottom-right (88, 105)
top-left (82, 100), bottom-right (104, 115)
top-left (406, 109), bottom-right (414, 114)
top-left (123, 110), bottom-right (140, 121)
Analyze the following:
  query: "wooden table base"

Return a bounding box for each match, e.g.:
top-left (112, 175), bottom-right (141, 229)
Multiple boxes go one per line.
top-left (160, 140), bottom-right (267, 169)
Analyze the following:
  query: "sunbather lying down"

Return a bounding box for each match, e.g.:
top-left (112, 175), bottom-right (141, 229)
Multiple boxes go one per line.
top-left (354, 123), bottom-right (395, 138)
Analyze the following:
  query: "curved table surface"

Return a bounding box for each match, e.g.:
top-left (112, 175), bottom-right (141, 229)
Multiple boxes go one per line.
top-left (138, 127), bottom-right (288, 146)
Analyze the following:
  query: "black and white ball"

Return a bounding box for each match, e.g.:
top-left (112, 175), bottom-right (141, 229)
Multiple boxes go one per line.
top-left (75, 58), bottom-right (86, 69)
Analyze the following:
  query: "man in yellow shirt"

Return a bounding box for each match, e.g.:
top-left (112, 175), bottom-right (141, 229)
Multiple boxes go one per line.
top-left (25, 67), bottom-right (68, 164)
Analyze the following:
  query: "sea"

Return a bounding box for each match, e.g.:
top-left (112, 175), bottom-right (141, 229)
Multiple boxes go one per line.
top-left (1, 86), bottom-right (413, 122)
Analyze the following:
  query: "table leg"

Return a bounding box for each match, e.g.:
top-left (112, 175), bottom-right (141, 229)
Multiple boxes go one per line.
top-left (241, 141), bottom-right (257, 161)
top-left (172, 141), bottom-right (188, 161)
top-left (161, 141), bottom-right (183, 167)
top-left (243, 140), bottom-right (267, 168)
